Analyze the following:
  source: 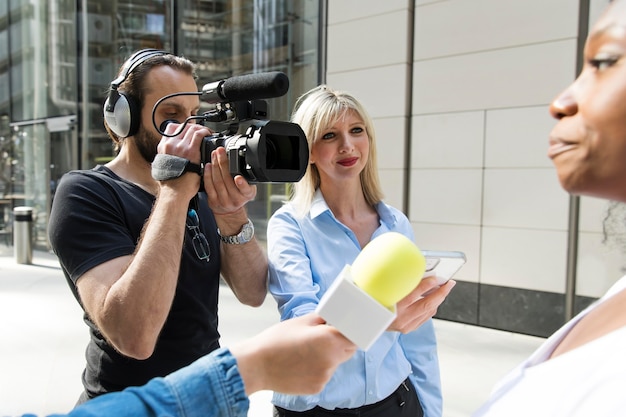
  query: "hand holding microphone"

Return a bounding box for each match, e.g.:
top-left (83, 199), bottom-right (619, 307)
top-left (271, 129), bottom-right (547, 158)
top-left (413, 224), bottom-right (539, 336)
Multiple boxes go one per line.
top-left (316, 232), bottom-right (431, 350)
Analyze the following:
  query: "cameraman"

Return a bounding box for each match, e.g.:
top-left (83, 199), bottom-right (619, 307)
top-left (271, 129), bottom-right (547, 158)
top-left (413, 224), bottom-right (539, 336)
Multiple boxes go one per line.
top-left (48, 50), bottom-right (268, 404)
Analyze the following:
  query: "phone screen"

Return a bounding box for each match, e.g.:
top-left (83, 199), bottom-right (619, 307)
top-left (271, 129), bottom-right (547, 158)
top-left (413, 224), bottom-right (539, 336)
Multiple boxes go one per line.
top-left (422, 250), bottom-right (466, 285)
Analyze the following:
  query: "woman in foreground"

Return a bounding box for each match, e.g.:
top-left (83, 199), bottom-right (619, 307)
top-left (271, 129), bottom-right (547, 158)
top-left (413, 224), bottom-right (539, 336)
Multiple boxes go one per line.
top-left (474, 1), bottom-right (626, 415)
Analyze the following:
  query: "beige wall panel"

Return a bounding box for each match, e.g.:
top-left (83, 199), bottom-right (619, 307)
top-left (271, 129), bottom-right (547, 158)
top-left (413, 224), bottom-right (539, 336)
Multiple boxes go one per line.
top-left (483, 168), bottom-right (568, 230)
top-left (327, 64), bottom-right (408, 119)
top-left (409, 169), bottom-right (483, 225)
top-left (328, 0), bottom-right (409, 25)
top-left (415, 0), bottom-right (446, 5)
top-left (412, 111), bottom-right (485, 169)
top-left (590, 0), bottom-right (613, 24)
top-left (481, 227), bottom-right (567, 292)
top-left (373, 116), bottom-right (407, 170)
top-left (485, 106), bottom-right (556, 168)
top-left (379, 168), bottom-right (406, 211)
top-left (327, 11), bottom-right (409, 72)
top-left (414, 0), bottom-right (578, 60)
top-left (412, 40), bottom-right (577, 114)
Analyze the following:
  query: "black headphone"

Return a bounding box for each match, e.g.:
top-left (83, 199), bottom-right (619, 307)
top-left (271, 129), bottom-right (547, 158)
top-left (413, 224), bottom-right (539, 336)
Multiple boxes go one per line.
top-left (103, 48), bottom-right (167, 138)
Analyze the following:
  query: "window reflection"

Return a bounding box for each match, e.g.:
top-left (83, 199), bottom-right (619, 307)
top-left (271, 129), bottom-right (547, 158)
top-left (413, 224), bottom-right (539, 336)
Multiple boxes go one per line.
top-left (0, 0), bottom-right (321, 248)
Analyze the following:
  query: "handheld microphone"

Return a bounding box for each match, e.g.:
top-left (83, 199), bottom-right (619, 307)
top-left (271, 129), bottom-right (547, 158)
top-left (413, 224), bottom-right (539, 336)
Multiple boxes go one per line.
top-left (201, 71), bottom-right (289, 103)
top-left (316, 232), bottom-right (426, 350)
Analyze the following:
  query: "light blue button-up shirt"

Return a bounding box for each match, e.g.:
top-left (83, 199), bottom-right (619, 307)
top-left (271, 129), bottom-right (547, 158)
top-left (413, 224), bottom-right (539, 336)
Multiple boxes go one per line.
top-left (268, 191), bottom-right (442, 416)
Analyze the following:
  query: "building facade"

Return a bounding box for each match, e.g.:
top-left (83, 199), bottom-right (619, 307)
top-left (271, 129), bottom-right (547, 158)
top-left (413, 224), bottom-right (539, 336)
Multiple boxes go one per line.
top-left (1, 0), bottom-right (622, 337)
top-left (0, 0), bottom-right (321, 248)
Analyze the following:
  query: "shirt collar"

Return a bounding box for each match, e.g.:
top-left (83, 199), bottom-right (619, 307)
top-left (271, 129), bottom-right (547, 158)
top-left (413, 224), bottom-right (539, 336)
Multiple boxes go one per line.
top-left (310, 189), bottom-right (330, 219)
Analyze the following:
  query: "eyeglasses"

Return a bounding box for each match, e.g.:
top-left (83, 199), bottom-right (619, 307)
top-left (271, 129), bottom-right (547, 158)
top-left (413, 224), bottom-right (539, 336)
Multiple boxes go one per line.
top-left (186, 208), bottom-right (210, 262)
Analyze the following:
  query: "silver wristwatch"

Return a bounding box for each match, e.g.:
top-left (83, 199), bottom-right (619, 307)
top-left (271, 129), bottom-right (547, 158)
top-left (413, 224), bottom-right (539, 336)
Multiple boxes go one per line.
top-left (217, 219), bottom-right (254, 245)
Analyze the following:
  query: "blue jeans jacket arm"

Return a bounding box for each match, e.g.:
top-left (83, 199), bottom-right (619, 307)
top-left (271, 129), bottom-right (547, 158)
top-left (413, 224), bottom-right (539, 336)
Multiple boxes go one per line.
top-left (51, 348), bottom-right (249, 417)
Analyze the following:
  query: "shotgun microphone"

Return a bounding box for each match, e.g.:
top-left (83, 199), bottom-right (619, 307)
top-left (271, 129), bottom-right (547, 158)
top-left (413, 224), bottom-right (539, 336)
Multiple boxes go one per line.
top-left (201, 72), bottom-right (289, 103)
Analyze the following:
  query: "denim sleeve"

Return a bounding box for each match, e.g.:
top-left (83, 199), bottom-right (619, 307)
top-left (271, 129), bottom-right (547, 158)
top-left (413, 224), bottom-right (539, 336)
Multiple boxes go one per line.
top-left (58, 348), bottom-right (249, 417)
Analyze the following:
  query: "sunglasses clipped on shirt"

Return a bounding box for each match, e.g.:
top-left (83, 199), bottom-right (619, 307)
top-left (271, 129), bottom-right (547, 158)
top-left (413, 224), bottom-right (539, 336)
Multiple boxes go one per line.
top-left (186, 208), bottom-right (211, 262)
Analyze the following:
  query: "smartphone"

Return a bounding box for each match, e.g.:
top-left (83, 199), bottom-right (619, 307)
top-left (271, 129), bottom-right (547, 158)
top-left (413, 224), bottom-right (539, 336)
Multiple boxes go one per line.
top-left (422, 250), bottom-right (466, 286)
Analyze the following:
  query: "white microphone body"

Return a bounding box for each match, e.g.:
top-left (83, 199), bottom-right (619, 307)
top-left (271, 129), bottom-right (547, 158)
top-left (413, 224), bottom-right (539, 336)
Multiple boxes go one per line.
top-left (316, 265), bottom-right (397, 350)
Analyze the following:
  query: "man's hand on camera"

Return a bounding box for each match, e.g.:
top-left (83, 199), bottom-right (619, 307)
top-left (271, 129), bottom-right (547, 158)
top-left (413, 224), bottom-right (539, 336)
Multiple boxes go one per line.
top-left (203, 146), bottom-right (257, 216)
top-left (155, 123), bottom-right (211, 198)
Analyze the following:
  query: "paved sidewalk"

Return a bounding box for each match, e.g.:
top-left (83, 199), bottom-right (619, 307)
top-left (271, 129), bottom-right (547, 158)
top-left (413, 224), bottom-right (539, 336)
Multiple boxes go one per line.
top-left (0, 249), bottom-right (544, 417)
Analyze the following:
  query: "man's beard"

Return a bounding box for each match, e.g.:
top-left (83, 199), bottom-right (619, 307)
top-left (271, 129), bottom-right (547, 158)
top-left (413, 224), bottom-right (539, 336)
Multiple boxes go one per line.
top-left (134, 126), bottom-right (161, 164)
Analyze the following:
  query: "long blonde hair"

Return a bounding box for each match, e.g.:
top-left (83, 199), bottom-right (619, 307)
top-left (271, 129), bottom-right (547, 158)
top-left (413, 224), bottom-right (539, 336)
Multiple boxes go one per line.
top-left (289, 85), bottom-right (383, 215)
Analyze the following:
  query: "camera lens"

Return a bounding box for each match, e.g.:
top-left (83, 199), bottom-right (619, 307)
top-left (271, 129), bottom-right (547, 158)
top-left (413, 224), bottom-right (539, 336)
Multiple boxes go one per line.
top-left (265, 139), bottom-right (278, 169)
top-left (264, 133), bottom-right (300, 171)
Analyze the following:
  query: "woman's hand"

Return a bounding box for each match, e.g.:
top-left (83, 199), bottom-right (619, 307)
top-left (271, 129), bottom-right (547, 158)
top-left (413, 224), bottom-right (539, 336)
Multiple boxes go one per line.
top-left (388, 277), bottom-right (456, 333)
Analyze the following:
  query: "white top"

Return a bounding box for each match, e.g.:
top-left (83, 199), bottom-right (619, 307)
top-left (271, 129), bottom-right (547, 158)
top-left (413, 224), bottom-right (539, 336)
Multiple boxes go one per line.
top-left (473, 276), bottom-right (626, 417)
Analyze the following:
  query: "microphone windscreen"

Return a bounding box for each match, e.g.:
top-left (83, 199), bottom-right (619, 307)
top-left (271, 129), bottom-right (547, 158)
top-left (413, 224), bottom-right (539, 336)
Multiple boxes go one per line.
top-left (351, 232), bottom-right (425, 308)
top-left (221, 71), bottom-right (289, 102)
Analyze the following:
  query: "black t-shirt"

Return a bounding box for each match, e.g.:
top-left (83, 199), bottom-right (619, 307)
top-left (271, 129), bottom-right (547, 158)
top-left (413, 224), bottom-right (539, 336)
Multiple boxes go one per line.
top-left (48, 165), bottom-right (221, 398)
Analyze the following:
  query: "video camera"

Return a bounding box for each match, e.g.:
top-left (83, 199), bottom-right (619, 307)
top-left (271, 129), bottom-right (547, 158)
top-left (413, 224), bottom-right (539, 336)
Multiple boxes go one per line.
top-left (158, 72), bottom-right (309, 183)
top-left (200, 72), bottom-right (309, 182)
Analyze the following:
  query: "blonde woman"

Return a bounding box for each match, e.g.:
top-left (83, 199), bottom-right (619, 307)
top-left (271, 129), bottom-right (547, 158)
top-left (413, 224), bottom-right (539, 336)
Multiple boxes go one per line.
top-left (268, 85), bottom-right (455, 417)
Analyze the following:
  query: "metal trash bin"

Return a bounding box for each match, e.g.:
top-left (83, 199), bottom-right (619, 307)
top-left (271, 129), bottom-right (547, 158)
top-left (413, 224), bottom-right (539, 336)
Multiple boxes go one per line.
top-left (14, 206), bottom-right (33, 265)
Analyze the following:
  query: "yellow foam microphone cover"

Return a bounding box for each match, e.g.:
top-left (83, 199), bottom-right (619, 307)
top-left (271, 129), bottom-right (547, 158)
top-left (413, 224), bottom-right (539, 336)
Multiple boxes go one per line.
top-left (351, 232), bottom-right (426, 308)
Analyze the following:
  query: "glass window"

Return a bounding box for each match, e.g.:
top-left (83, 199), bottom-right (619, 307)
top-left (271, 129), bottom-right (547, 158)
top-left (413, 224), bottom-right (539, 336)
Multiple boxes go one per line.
top-left (79, 0), bottom-right (321, 241)
top-left (0, 1), bottom-right (78, 251)
top-left (79, 0), bottom-right (172, 169)
top-left (176, 0), bottom-right (322, 238)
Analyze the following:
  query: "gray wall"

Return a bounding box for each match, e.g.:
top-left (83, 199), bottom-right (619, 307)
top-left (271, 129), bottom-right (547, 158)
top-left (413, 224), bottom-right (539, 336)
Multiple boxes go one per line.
top-left (325, 0), bottom-right (622, 336)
